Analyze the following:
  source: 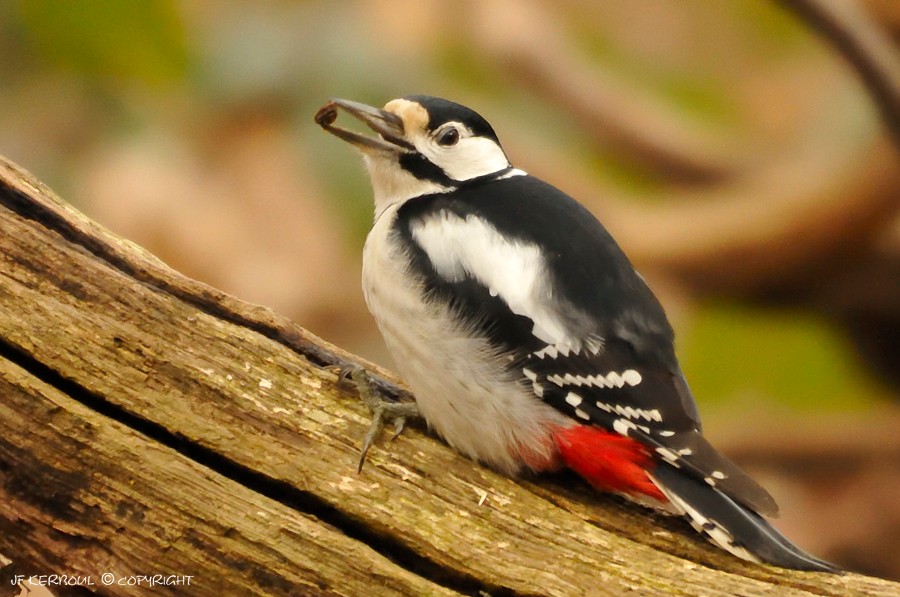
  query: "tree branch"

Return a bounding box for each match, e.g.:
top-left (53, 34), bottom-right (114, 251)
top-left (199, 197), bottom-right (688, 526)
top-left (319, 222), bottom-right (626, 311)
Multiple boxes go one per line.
top-left (0, 156), bottom-right (896, 595)
top-left (0, 552), bottom-right (17, 597)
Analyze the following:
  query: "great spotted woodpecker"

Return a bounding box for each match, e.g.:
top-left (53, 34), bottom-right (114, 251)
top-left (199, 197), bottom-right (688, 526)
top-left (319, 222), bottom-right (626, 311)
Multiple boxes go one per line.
top-left (314, 96), bottom-right (836, 572)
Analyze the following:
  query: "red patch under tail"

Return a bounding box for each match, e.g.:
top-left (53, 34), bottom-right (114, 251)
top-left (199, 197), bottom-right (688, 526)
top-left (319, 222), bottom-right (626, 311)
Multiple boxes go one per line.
top-left (553, 425), bottom-right (667, 502)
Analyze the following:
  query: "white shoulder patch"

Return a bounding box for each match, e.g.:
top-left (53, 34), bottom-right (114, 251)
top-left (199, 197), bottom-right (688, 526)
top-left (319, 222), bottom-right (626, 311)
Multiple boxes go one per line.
top-left (410, 211), bottom-right (574, 346)
top-left (496, 168), bottom-right (528, 180)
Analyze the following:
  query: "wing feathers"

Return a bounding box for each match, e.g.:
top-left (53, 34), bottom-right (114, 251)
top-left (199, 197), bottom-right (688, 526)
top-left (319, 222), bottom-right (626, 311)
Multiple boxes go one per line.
top-left (410, 210), bottom-right (584, 347)
top-left (396, 179), bottom-right (775, 519)
top-left (651, 465), bottom-right (837, 571)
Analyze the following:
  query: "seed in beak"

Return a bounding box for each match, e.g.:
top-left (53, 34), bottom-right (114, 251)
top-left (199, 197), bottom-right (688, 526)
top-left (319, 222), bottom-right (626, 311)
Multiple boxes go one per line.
top-left (314, 102), bottom-right (339, 127)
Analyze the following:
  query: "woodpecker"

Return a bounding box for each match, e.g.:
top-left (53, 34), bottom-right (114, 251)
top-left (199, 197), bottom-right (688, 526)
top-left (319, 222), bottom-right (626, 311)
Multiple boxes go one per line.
top-left (314, 95), bottom-right (836, 572)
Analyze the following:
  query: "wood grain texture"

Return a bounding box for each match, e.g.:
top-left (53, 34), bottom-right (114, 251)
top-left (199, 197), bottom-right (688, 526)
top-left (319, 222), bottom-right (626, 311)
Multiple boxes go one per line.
top-left (0, 361), bottom-right (453, 597)
top-left (0, 156), bottom-right (896, 596)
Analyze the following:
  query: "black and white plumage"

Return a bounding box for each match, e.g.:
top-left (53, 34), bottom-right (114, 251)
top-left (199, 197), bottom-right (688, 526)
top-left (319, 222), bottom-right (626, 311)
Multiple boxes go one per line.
top-left (314, 95), bottom-right (836, 572)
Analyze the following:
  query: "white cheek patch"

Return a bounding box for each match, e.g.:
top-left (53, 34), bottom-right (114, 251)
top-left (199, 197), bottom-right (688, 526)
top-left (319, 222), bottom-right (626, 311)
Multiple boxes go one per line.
top-left (414, 127), bottom-right (510, 182)
top-left (411, 212), bottom-right (575, 346)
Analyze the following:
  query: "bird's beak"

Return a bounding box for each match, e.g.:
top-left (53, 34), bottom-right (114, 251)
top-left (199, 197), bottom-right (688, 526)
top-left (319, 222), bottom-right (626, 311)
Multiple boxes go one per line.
top-left (314, 99), bottom-right (412, 153)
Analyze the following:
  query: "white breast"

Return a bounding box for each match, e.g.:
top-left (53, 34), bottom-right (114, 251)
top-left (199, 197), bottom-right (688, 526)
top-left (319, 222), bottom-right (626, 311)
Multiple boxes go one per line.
top-left (361, 204), bottom-right (570, 474)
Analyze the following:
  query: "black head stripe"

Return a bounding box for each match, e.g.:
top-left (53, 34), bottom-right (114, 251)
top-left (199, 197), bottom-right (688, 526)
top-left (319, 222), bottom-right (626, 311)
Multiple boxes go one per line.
top-left (399, 151), bottom-right (512, 188)
top-left (399, 152), bottom-right (455, 187)
top-left (402, 95), bottom-right (501, 144)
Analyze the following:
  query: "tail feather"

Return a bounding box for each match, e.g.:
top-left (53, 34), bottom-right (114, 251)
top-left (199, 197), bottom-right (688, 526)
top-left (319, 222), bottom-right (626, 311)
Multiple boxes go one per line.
top-left (650, 464), bottom-right (838, 572)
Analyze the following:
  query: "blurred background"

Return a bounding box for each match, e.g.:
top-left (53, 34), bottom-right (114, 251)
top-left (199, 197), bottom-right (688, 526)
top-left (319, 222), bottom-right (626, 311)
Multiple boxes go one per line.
top-left (0, 0), bottom-right (897, 580)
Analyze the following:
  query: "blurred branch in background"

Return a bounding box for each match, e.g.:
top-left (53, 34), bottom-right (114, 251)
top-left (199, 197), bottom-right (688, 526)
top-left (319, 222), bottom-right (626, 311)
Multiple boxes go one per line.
top-left (725, 409), bottom-right (900, 579)
top-left (471, 0), bottom-right (739, 183)
top-left (779, 0), bottom-right (900, 145)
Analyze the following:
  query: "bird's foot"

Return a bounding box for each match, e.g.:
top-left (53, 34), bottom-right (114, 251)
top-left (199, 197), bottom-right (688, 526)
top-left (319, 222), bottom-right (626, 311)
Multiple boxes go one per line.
top-left (335, 365), bottom-right (420, 472)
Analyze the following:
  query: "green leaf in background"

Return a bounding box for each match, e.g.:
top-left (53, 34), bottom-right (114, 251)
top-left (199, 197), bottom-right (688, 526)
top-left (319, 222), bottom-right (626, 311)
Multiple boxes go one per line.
top-left (680, 302), bottom-right (885, 413)
top-left (15, 0), bottom-right (188, 85)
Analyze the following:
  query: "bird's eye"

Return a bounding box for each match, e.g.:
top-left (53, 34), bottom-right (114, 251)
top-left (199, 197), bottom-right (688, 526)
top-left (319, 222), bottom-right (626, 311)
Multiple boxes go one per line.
top-left (437, 127), bottom-right (460, 147)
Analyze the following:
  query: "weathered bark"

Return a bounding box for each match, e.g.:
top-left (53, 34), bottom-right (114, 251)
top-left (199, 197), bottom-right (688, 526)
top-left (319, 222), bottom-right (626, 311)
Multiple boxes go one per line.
top-left (0, 156), bottom-right (896, 596)
top-left (0, 552), bottom-right (17, 597)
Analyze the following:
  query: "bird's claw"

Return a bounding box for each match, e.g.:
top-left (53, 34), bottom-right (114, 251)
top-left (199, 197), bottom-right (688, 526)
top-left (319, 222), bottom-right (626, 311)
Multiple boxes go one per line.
top-left (334, 365), bottom-right (419, 472)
